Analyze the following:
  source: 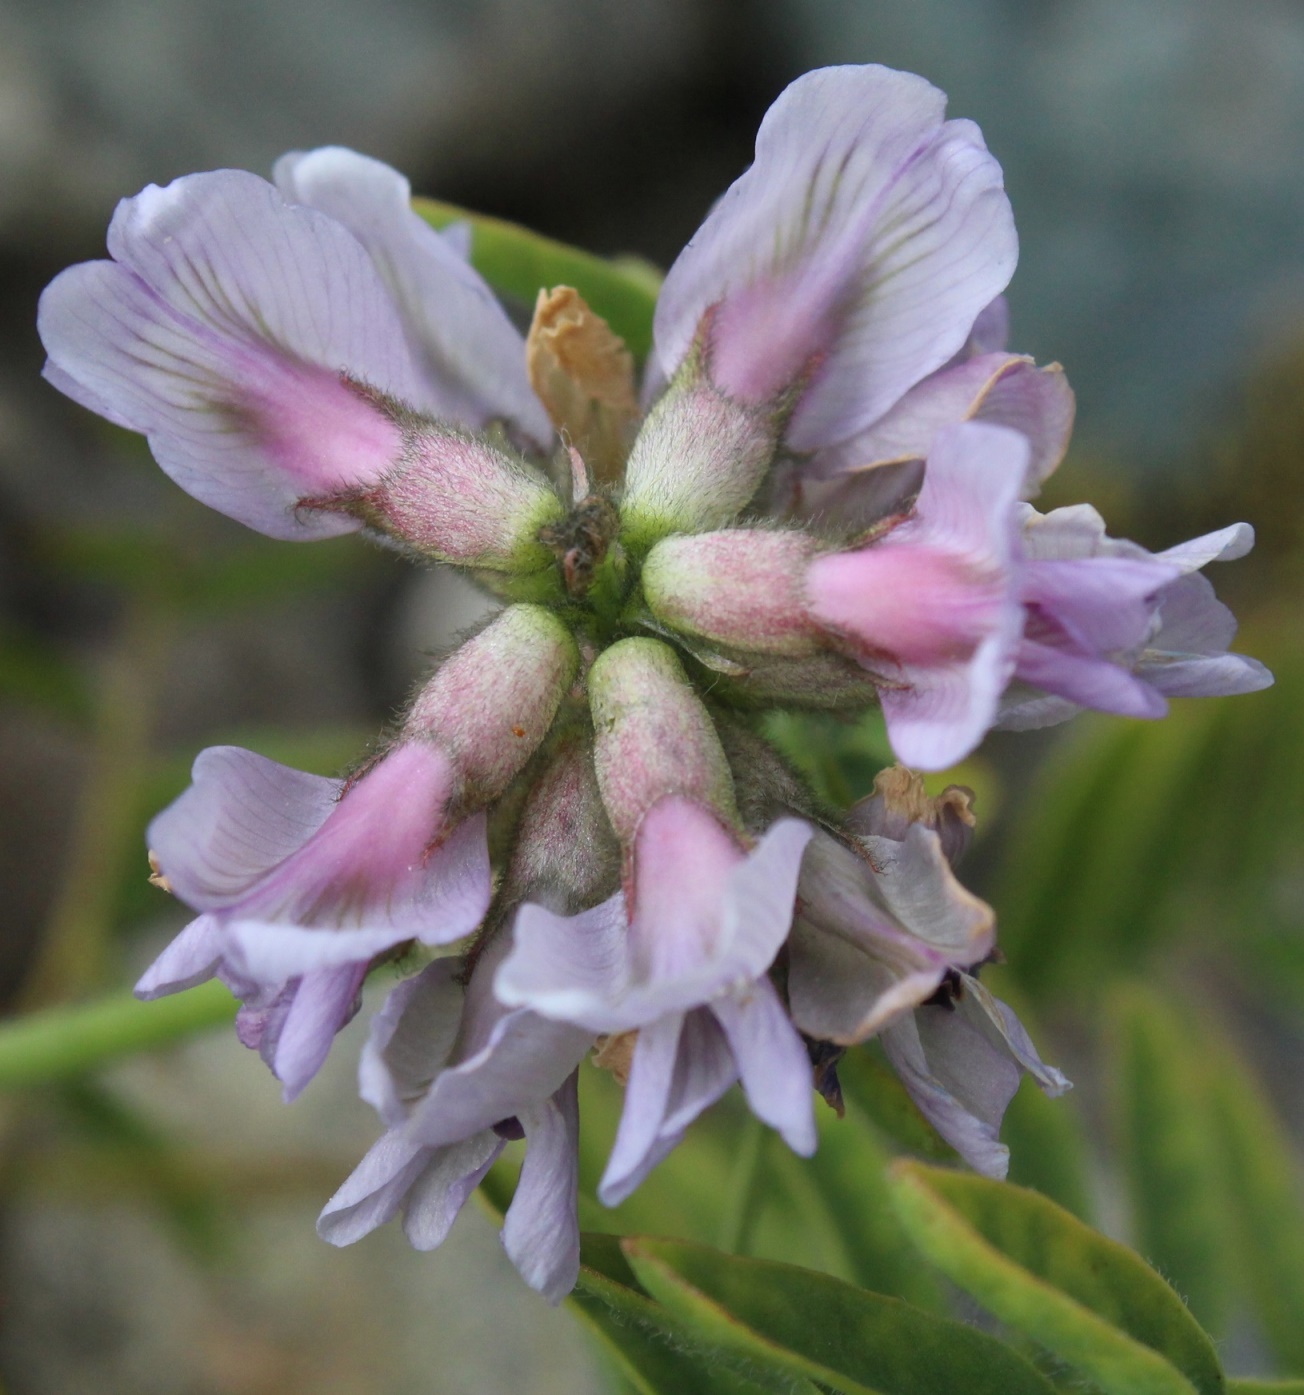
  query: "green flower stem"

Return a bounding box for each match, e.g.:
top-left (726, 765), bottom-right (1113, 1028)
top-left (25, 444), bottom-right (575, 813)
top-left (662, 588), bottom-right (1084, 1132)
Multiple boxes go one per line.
top-left (0, 982), bottom-right (235, 1090)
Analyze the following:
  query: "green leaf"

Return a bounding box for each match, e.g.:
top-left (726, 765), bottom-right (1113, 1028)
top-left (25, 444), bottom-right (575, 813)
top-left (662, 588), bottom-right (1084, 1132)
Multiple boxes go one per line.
top-left (0, 981), bottom-right (236, 1089)
top-left (622, 1235), bottom-right (1058, 1395)
top-left (1110, 984), bottom-right (1237, 1336)
top-left (1226, 1383), bottom-right (1304, 1394)
top-left (780, 1100), bottom-right (945, 1308)
top-left (413, 198), bottom-right (661, 359)
top-left (573, 1233), bottom-right (809, 1395)
top-left (1204, 1035), bottom-right (1304, 1372)
top-left (888, 1161), bottom-right (1224, 1395)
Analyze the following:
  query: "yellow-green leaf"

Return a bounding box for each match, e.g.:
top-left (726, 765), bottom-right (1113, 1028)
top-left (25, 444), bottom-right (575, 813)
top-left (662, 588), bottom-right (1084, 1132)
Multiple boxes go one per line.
top-left (888, 1162), bottom-right (1224, 1395)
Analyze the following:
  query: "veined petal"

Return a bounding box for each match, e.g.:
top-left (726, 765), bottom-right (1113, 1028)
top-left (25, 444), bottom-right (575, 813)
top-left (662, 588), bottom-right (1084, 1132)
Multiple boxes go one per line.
top-left (358, 960), bottom-right (464, 1127)
top-left (403, 1005), bottom-right (591, 1152)
top-left (654, 65), bottom-right (1016, 448)
top-left (712, 977), bottom-right (816, 1155)
top-left (882, 1006), bottom-right (1017, 1178)
top-left (830, 422), bottom-right (1027, 769)
top-left (316, 1129), bottom-right (433, 1246)
top-left (504, 1073), bottom-right (581, 1303)
top-left (1157, 522), bottom-right (1255, 570)
top-left (1021, 556), bottom-right (1179, 656)
top-left (220, 746), bottom-right (490, 956)
top-left (402, 1132), bottom-right (504, 1250)
top-left (812, 354), bottom-right (1074, 491)
top-left (600, 1010), bottom-right (737, 1206)
top-left (1141, 573), bottom-right (1274, 698)
top-left (40, 170), bottom-right (432, 539)
top-left (499, 806), bottom-right (809, 1031)
top-left (271, 961), bottom-right (368, 1101)
top-left (147, 746), bottom-right (339, 912)
top-left (134, 914), bottom-right (226, 1001)
top-left (1015, 639), bottom-right (1168, 719)
top-left (274, 148), bottom-right (553, 448)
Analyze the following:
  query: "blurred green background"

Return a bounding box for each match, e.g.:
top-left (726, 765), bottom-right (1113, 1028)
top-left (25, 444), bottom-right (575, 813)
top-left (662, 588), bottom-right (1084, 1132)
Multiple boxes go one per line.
top-left (0, 1), bottom-right (1301, 1391)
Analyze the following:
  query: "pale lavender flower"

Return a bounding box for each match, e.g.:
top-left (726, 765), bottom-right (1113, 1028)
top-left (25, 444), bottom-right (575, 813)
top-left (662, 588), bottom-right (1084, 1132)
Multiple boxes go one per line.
top-left (37, 58), bottom-right (1268, 1299)
top-left (999, 507), bottom-right (1273, 728)
top-left (320, 943), bottom-right (591, 1303)
top-left (498, 794), bottom-right (815, 1204)
top-left (139, 742), bottom-right (490, 1099)
top-left (139, 603), bottom-right (577, 1098)
top-left (881, 975), bottom-right (1069, 1179)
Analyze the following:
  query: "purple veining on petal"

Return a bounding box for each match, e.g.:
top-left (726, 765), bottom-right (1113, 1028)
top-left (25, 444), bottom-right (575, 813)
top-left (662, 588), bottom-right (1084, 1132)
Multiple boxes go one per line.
top-left (275, 147), bottom-right (553, 449)
top-left (654, 66), bottom-right (1016, 453)
top-left (39, 169), bottom-right (430, 539)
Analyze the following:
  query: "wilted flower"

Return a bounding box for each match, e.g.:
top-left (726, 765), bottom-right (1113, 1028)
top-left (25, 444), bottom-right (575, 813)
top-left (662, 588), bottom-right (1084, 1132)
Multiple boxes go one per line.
top-left (40, 62), bottom-right (1269, 1299)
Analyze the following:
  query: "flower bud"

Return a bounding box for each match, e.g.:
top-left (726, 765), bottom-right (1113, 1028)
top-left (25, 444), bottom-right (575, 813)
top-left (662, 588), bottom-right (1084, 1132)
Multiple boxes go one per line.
top-left (619, 351), bottom-right (782, 550)
top-left (642, 529), bottom-right (822, 656)
top-left (587, 638), bottom-right (737, 844)
top-left (335, 411), bottom-right (564, 571)
top-left (501, 733), bottom-right (620, 912)
top-left (405, 604), bottom-right (578, 808)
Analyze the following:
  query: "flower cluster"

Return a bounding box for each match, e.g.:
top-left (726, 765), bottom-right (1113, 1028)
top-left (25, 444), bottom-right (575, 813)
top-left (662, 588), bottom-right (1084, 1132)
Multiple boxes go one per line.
top-left (39, 64), bottom-right (1270, 1302)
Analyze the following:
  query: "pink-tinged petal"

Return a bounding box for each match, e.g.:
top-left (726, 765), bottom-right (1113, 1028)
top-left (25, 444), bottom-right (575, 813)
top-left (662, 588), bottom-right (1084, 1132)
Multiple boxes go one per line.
top-left (134, 914), bottom-right (226, 1000)
top-left (316, 1129), bottom-right (432, 1245)
top-left (811, 355), bottom-right (1074, 492)
top-left (599, 1010), bottom-right (736, 1206)
top-left (810, 542), bottom-right (1010, 667)
top-left (856, 422), bottom-right (1028, 768)
top-left (148, 746), bottom-right (340, 912)
top-left (225, 745), bottom-right (489, 953)
top-left (655, 66), bottom-right (1016, 449)
top-left (1015, 638), bottom-right (1168, 719)
top-left (504, 1072), bottom-right (581, 1303)
top-left (500, 804), bottom-right (810, 1032)
top-left (881, 622), bottom-right (1020, 770)
top-left (402, 1133), bottom-right (504, 1251)
top-left (274, 148), bottom-right (553, 449)
top-left (630, 800), bottom-right (811, 989)
top-left (272, 962), bottom-right (368, 1101)
top-left (359, 960), bottom-right (464, 1127)
top-left (39, 171), bottom-right (429, 539)
top-left (711, 978), bottom-right (816, 1156)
